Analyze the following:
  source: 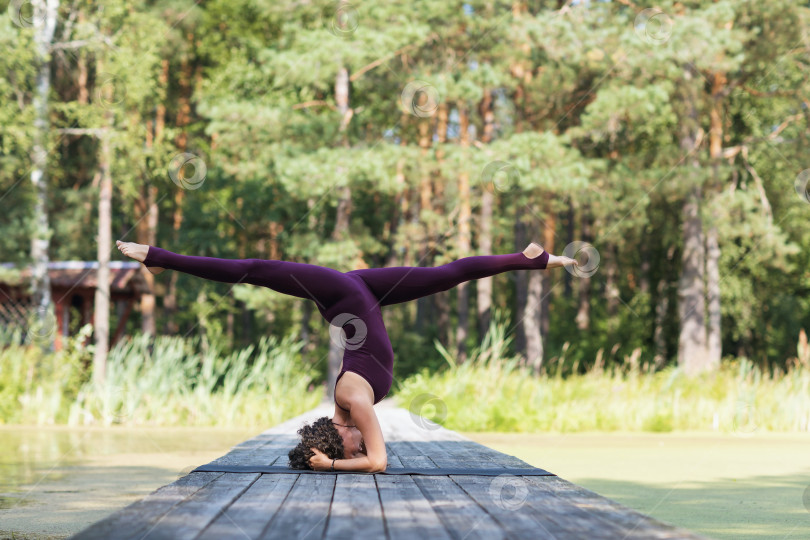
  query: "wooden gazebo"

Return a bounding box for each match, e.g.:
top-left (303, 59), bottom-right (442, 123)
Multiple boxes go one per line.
top-left (0, 261), bottom-right (146, 349)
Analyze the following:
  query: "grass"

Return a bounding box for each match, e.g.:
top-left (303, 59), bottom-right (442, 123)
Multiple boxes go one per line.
top-left (395, 314), bottom-right (810, 433)
top-left (0, 327), bottom-right (321, 427)
top-left (2, 314), bottom-right (809, 432)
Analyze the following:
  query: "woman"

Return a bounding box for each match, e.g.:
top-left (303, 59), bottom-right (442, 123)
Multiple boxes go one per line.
top-left (116, 239), bottom-right (577, 472)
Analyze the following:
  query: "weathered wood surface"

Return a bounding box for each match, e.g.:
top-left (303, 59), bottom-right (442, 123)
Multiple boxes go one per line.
top-left (70, 403), bottom-right (708, 540)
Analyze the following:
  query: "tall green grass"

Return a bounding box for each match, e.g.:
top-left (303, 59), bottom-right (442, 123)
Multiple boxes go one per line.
top-left (395, 315), bottom-right (810, 433)
top-left (0, 328), bottom-right (321, 426)
top-left (4, 316), bottom-right (809, 432)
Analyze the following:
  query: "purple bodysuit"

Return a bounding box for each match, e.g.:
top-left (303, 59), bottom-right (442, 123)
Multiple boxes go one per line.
top-left (143, 246), bottom-right (549, 405)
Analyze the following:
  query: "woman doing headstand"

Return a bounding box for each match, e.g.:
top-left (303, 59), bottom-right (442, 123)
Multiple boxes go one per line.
top-left (116, 240), bottom-right (577, 473)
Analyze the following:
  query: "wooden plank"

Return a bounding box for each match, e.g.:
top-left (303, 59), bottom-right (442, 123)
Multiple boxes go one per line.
top-left (70, 472), bottom-right (221, 540)
top-left (387, 426), bottom-right (506, 540)
top-left (195, 474), bottom-right (297, 540)
top-left (259, 473), bottom-right (334, 540)
top-left (137, 473), bottom-right (258, 540)
top-left (386, 454), bottom-right (404, 468)
top-left (378, 430), bottom-right (454, 539)
top-left (324, 474), bottom-right (386, 539)
top-left (526, 476), bottom-right (708, 539)
top-left (439, 439), bottom-right (534, 468)
top-left (376, 474), bottom-right (452, 540)
top-left (384, 408), bottom-right (530, 470)
top-left (206, 434), bottom-right (298, 467)
top-left (448, 474), bottom-right (569, 540)
top-left (411, 475), bottom-right (507, 540)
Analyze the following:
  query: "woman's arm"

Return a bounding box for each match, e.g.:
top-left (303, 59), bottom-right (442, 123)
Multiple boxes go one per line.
top-left (309, 397), bottom-right (387, 473)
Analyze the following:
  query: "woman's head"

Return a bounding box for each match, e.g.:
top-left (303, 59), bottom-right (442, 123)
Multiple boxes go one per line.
top-left (288, 416), bottom-right (368, 469)
top-left (288, 416), bottom-right (346, 470)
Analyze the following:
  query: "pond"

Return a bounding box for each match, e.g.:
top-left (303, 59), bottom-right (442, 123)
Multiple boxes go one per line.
top-left (0, 425), bottom-right (258, 539)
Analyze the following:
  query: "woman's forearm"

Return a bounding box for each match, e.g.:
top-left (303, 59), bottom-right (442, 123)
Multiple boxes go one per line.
top-left (333, 455), bottom-right (387, 473)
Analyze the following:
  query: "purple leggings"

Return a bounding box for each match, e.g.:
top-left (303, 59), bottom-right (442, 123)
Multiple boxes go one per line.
top-left (144, 246), bottom-right (549, 404)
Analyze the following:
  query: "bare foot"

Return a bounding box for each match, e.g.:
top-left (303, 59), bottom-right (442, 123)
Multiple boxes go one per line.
top-left (524, 242), bottom-right (578, 269)
top-left (116, 240), bottom-right (164, 275)
top-left (546, 253), bottom-right (579, 269)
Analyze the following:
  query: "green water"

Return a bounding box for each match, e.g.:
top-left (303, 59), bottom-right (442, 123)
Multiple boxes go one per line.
top-left (0, 426), bottom-right (258, 539)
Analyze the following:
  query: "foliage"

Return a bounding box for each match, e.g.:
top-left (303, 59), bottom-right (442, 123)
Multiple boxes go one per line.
top-left (1, 0), bottom-right (809, 395)
top-left (396, 319), bottom-right (810, 433)
top-left (0, 330), bottom-right (321, 426)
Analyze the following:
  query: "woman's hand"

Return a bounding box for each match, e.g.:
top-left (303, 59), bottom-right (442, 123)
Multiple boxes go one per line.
top-left (308, 447), bottom-right (333, 471)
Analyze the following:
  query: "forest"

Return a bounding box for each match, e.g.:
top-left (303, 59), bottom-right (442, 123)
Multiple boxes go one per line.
top-left (2, 1), bottom-right (810, 427)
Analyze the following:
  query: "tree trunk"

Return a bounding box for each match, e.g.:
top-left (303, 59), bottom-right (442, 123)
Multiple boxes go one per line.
top-left (416, 118), bottom-right (434, 333)
top-left (327, 60), bottom-right (352, 401)
top-left (522, 208), bottom-right (544, 371)
top-left (653, 245), bottom-right (675, 368)
top-left (477, 90), bottom-right (495, 338)
top-left (677, 68), bottom-right (709, 375)
top-left (678, 185), bottom-right (707, 374)
top-left (526, 270), bottom-right (544, 373)
top-left (575, 203), bottom-right (591, 330)
top-left (433, 103), bottom-right (450, 347)
top-left (705, 225), bottom-right (721, 367)
top-left (653, 280), bottom-right (669, 368)
top-left (514, 207), bottom-right (528, 356)
top-left (300, 199), bottom-right (319, 360)
top-left (136, 183), bottom-right (158, 335)
top-left (164, 53), bottom-right (194, 334)
top-left (29, 0), bottom-right (59, 348)
top-left (540, 207), bottom-right (555, 336)
top-left (94, 121), bottom-right (113, 383)
top-left (565, 199), bottom-right (574, 298)
top-left (137, 113), bottom-right (161, 336)
top-left (138, 59), bottom-right (168, 335)
top-left (455, 106), bottom-right (471, 362)
top-left (477, 188), bottom-right (493, 337)
top-left (705, 71), bottom-right (726, 370)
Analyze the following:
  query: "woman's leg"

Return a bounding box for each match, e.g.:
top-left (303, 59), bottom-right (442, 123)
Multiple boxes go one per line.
top-left (347, 250), bottom-right (549, 306)
top-left (143, 246), bottom-right (353, 306)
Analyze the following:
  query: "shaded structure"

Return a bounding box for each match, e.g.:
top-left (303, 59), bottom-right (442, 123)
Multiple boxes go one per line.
top-left (0, 261), bottom-right (146, 348)
top-left (70, 404), bottom-right (707, 540)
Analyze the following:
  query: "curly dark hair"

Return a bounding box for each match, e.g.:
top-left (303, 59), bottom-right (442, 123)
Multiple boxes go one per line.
top-left (288, 416), bottom-right (346, 470)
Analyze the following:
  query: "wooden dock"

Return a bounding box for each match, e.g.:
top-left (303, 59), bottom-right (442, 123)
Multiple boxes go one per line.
top-left (70, 404), bottom-right (707, 539)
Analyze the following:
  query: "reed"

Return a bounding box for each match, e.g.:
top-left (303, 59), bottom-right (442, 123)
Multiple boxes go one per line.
top-left (0, 329), bottom-right (321, 427)
top-left (395, 316), bottom-right (810, 433)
